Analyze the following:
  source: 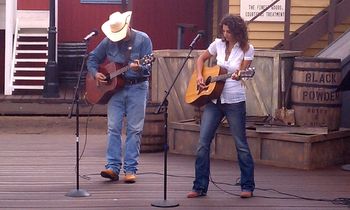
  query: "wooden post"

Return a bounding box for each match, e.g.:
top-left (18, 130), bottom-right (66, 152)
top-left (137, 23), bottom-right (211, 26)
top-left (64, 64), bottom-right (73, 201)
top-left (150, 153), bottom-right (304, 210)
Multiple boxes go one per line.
top-left (328, 0), bottom-right (336, 44)
top-left (283, 0), bottom-right (291, 50)
top-left (43, 0), bottom-right (59, 97)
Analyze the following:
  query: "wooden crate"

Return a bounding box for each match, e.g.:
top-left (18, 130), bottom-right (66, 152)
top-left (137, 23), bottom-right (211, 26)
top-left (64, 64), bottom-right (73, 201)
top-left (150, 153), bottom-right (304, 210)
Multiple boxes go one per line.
top-left (150, 49), bottom-right (205, 123)
top-left (151, 49), bottom-right (301, 123)
top-left (168, 121), bottom-right (350, 170)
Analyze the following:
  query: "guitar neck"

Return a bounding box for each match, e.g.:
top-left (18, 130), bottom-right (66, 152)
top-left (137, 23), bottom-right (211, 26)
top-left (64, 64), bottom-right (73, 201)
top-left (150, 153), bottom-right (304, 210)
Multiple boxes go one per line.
top-left (210, 67), bottom-right (255, 83)
top-left (105, 54), bottom-right (155, 80)
top-left (109, 65), bottom-right (129, 79)
top-left (211, 73), bottom-right (233, 82)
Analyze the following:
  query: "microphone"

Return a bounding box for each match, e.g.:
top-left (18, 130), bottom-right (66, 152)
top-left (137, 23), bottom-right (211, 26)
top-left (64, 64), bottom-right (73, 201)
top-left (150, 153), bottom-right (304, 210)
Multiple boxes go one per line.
top-left (83, 29), bottom-right (98, 42)
top-left (190, 32), bottom-right (203, 49)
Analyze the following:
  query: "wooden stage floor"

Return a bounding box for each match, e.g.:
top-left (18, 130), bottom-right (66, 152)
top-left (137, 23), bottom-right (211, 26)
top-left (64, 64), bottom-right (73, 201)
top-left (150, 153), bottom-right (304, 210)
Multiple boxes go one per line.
top-left (0, 130), bottom-right (350, 209)
top-left (0, 87), bottom-right (107, 116)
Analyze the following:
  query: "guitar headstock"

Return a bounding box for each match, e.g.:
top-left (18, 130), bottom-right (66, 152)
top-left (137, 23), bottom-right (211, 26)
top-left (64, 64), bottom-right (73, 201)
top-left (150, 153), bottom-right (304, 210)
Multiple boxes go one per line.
top-left (139, 54), bottom-right (155, 66)
top-left (239, 67), bottom-right (255, 78)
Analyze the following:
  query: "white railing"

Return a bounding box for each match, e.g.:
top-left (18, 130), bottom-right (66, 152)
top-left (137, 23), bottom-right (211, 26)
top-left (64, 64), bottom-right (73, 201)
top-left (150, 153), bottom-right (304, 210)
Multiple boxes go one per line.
top-left (7, 10), bottom-right (50, 94)
top-left (9, 16), bottom-right (19, 94)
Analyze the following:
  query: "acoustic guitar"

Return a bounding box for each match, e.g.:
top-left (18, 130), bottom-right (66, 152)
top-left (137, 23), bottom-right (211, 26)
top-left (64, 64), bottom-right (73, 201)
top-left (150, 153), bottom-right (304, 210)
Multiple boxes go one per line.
top-left (185, 65), bottom-right (255, 107)
top-left (84, 54), bottom-right (155, 105)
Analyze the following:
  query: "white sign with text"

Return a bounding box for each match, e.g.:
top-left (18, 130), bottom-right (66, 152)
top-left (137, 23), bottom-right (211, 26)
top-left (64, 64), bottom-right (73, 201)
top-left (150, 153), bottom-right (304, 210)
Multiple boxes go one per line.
top-left (240, 0), bottom-right (286, 22)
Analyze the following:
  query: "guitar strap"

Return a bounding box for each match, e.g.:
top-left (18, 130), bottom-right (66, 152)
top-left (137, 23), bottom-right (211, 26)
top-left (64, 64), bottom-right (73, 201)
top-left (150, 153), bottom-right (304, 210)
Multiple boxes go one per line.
top-left (124, 30), bottom-right (146, 77)
top-left (124, 29), bottom-right (135, 65)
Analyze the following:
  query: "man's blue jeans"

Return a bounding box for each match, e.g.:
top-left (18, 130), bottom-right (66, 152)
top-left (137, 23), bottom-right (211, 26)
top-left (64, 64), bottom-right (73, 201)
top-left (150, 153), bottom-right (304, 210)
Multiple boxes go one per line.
top-left (105, 81), bottom-right (149, 175)
top-left (192, 101), bottom-right (255, 194)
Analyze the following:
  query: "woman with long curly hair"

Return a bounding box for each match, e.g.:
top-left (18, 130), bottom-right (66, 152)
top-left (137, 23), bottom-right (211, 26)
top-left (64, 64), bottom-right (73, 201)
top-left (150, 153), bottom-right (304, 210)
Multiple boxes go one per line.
top-left (187, 14), bottom-right (255, 199)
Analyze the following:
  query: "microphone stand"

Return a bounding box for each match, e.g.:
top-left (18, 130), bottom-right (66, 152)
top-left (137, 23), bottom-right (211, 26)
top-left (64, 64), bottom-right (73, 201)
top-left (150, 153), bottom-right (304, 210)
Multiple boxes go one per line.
top-left (65, 39), bottom-right (91, 197)
top-left (151, 42), bottom-right (198, 208)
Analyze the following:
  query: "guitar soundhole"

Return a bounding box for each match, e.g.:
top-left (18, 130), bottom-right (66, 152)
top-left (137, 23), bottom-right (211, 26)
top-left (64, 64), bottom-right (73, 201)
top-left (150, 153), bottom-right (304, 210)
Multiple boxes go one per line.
top-left (104, 74), bottom-right (111, 83)
top-left (205, 76), bottom-right (211, 85)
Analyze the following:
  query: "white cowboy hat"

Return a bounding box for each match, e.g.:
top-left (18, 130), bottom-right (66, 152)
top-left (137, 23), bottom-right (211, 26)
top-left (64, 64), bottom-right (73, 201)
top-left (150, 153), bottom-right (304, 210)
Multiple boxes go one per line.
top-left (101, 11), bottom-right (132, 42)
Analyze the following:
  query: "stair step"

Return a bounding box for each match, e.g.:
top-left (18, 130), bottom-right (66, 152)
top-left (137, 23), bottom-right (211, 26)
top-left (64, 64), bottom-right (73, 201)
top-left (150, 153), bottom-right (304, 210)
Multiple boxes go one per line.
top-left (15, 58), bottom-right (48, 63)
top-left (18, 33), bottom-right (48, 37)
top-left (14, 67), bottom-right (46, 71)
top-left (13, 76), bottom-right (45, 81)
top-left (16, 50), bottom-right (48, 55)
top-left (17, 41), bottom-right (48, 46)
top-left (12, 85), bottom-right (44, 90)
top-left (19, 28), bottom-right (48, 33)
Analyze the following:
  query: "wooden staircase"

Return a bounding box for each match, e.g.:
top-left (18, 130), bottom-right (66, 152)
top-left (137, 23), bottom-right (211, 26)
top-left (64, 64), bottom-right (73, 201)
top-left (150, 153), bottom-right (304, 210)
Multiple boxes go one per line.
top-left (274, 0), bottom-right (350, 54)
top-left (9, 10), bottom-right (49, 95)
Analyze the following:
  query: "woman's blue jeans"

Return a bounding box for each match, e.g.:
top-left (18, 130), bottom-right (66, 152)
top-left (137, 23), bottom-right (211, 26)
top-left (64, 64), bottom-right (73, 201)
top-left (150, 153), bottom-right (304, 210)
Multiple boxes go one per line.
top-left (192, 101), bottom-right (255, 194)
top-left (105, 81), bottom-right (149, 175)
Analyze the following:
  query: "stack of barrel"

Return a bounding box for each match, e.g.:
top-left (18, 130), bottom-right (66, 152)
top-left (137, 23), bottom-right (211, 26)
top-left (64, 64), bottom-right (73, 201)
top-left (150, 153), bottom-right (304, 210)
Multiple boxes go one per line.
top-left (141, 102), bottom-right (165, 153)
top-left (291, 57), bottom-right (342, 131)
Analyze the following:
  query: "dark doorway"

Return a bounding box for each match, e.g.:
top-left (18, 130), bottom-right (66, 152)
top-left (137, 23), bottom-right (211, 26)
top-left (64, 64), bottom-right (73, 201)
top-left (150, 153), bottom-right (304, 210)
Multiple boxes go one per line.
top-left (0, 30), bottom-right (5, 93)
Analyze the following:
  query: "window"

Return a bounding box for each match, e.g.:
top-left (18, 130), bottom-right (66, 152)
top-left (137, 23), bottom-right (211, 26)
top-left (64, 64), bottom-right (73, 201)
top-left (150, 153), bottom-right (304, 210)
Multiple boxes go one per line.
top-left (81, 0), bottom-right (128, 4)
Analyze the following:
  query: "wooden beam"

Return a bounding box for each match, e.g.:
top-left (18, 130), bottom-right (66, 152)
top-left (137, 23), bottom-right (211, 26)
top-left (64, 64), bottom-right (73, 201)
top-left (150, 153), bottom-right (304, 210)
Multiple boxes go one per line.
top-left (256, 125), bottom-right (328, 135)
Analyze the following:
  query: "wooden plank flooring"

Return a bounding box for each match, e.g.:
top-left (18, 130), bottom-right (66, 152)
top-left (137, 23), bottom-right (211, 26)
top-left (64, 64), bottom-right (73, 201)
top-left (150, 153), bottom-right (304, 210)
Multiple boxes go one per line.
top-left (0, 86), bottom-right (75, 103)
top-left (0, 129), bottom-right (350, 209)
top-left (0, 87), bottom-right (107, 116)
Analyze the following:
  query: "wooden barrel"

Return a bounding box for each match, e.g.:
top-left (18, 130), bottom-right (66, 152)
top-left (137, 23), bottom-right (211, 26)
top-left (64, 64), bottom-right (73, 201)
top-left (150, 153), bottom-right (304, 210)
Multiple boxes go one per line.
top-left (141, 102), bottom-right (164, 153)
top-left (57, 42), bottom-right (87, 87)
top-left (291, 57), bottom-right (342, 131)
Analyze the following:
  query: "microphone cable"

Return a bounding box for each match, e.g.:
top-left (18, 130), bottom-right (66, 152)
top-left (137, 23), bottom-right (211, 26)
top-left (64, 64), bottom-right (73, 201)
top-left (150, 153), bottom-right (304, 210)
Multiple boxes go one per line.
top-left (79, 104), bottom-right (94, 161)
top-left (78, 169), bottom-right (350, 207)
top-left (209, 175), bottom-right (350, 207)
top-left (73, 104), bottom-right (95, 180)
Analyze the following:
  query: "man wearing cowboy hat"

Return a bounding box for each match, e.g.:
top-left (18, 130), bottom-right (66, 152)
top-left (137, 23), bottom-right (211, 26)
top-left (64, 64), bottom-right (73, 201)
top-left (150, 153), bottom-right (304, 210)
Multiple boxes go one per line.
top-left (87, 11), bottom-right (153, 183)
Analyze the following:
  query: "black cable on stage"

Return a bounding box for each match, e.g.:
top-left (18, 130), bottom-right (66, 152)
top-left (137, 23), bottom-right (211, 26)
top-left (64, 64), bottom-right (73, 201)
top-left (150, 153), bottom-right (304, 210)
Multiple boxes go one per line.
top-left (73, 104), bottom-right (94, 179)
top-left (79, 104), bottom-right (94, 160)
top-left (79, 171), bottom-right (350, 207)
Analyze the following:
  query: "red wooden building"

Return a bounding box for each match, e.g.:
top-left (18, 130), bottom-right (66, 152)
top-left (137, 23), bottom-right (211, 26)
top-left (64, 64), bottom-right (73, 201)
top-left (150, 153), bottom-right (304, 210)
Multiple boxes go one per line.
top-left (1, 0), bottom-right (213, 95)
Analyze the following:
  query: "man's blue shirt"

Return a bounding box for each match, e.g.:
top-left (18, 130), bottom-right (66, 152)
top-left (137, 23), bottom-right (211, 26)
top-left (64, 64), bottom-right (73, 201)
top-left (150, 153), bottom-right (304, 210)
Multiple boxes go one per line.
top-left (87, 29), bottom-right (153, 79)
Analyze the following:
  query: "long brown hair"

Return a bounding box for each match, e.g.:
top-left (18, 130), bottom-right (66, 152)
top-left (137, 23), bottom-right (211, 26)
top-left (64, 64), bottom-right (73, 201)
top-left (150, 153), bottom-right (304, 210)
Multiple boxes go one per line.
top-left (219, 14), bottom-right (249, 52)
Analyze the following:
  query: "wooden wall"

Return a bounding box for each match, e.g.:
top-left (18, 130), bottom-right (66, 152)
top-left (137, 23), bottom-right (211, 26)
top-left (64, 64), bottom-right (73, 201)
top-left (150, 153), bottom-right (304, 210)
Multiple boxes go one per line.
top-left (17, 0), bottom-right (49, 9)
top-left (228, 0), bottom-right (350, 56)
top-left (50, 0), bottom-right (208, 50)
top-left (0, 30), bottom-right (4, 93)
top-left (57, 1), bottom-right (121, 50)
top-left (132, 0), bottom-right (208, 50)
top-left (17, 0), bottom-right (208, 50)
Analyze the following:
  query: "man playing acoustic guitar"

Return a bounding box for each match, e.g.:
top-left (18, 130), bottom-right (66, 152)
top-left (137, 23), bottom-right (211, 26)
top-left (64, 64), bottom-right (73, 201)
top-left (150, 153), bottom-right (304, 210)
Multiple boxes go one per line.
top-left (86, 11), bottom-right (153, 183)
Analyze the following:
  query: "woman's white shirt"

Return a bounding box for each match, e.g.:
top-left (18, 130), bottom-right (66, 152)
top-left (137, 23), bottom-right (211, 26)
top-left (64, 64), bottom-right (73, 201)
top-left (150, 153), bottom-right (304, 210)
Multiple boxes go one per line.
top-left (207, 38), bottom-right (254, 104)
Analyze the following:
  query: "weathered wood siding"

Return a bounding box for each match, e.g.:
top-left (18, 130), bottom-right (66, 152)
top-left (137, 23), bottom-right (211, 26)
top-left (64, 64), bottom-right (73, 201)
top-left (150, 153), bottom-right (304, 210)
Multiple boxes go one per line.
top-left (169, 121), bottom-right (350, 170)
top-left (150, 50), bottom-right (205, 123)
top-left (151, 49), bottom-right (301, 123)
top-left (227, 0), bottom-right (350, 56)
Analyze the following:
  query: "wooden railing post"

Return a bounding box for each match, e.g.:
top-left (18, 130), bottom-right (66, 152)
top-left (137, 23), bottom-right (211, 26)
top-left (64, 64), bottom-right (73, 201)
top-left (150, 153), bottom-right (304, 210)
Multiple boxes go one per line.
top-left (328, 0), bottom-right (336, 44)
top-left (283, 0), bottom-right (291, 50)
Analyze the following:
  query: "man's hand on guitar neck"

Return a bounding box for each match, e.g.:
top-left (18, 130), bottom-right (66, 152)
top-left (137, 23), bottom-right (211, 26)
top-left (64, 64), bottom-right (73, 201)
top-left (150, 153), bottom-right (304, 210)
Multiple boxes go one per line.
top-left (130, 61), bottom-right (141, 71)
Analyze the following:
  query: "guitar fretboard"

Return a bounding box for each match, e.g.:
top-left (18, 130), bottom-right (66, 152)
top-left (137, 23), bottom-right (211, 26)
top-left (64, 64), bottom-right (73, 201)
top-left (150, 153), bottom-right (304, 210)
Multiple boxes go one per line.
top-left (211, 73), bottom-right (233, 82)
top-left (210, 68), bottom-right (255, 83)
top-left (109, 66), bottom-right (129, 79)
